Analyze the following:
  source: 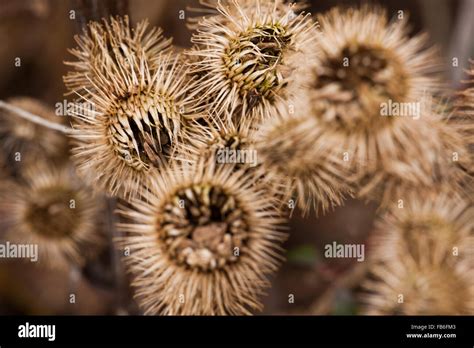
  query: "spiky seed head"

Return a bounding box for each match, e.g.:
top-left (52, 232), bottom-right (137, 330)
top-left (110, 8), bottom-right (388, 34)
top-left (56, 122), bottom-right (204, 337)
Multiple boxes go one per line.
top-left (310, 5), bottom-right (440, 132)
top-left (371, 190), bottom-right (473, 264)
top-left (0, 97), bottom-right (69, 164)
top-left (254, 101), bottom-right (353, 215)
top-left (64, 15), bottom-right (172, 96)
top-left (179, 113), bottom-right (256, 170)
top-left (117, 158), bottom-right (286, 315)
top-left (360, 258), bottom-right (474, 315)
top-left (187, 0), bottom-right (318, 122)
top-left (66, 17), bottom-right (198, 198)
top-left (306, 6), bottom-right (464, 204)
top-left (355, 106), bottom-right (470, 207)
top-left (0, 163), bottom-right (105, 269)
top-left (360, 190), bottom-right (474, 314)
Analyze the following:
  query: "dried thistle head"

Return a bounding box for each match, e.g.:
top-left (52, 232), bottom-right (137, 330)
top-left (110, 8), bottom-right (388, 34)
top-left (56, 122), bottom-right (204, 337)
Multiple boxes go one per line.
top-left (360, 258), bottom-right (474, 315)
top-left (371, 190), bottom-right (473, 265)
top-left (254, 102), bottom-right (352, 215)
top-left (360, 190), bottom-right (474, 314)
top-left (0, 97), bottom-right (69, 164)
top-left (310, 6), bottom-right (439, 131)
top-left (187, 0), bottom-right (318, 121)
top-left (307, 6), bottom-right (455, 202)
top-left (64, 15), bottom-right (172, 96)
top-left (66, 17), bottom-right (198, 198)
top-left (179, 112), bottom-right (257, 171)
top-left (117, 159), bottom-right (285, 315)
top-left (0, 163), bottom-right (105, 269)
top-left (355, 107), bottom-right (470, 207)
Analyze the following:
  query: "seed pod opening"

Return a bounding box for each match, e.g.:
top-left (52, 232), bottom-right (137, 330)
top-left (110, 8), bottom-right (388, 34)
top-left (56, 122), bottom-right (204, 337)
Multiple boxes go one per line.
top-left (117, 159), bottom-right (286, 315)
top-left (307, 6), bottom-right (463, 204)
top-left (65, 16), bottom-right (198, 198)
top-left (187, 0), bottom-right (318, 121)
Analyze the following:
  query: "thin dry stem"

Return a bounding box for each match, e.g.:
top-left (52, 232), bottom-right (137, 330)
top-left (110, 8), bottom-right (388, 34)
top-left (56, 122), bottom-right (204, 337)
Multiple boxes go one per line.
top-left (0, 100), bottom-right (74, 134)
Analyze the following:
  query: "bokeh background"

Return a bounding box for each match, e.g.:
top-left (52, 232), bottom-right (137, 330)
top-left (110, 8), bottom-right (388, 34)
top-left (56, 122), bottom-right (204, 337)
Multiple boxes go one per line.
top-left (0, 0), bottom-right (472, 315)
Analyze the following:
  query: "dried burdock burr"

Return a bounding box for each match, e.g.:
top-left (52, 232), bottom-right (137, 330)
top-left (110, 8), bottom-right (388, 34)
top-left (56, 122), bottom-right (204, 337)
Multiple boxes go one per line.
top-left (65, 17), bottom-right (198, 199)
top-left (0, 162), bottom-right (105, 270)
top-left (310, 5), bottom-right (440, 131)
top-left (179, 111), bottom-right (257, 171)
top-left (360, 190), bottom-right (474, 314)
top-left (64, 15), bottom-right (172, 97)
top-left (370, 190), bottom-right (473, 265)
top-left (187, 0), bottom-right (318, 122)
top-left (117, 158), bottom-right (286, 315)
top-left (360, 257), bottom-right (474, 315)
top-left (307, 6), bottom-right (454, 203)
top-left (254, 101), bottom-right (352, 216)
top-left (355, 106), bottom-right (470, 208)
top-left (0, 97), bottom-right (69, 164)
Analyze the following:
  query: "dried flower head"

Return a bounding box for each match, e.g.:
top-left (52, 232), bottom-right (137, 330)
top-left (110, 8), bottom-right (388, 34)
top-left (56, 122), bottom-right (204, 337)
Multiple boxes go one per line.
top-left (187, 0), bottom-right (318, 121)
top-left (310, 6), bottom-right (439, 131)
top-left (64, 15), bottom-right (172, 96)
top-left (371, 190), bottom-right (473, 264)
top-left (0, 163), bottom-right (104, 269)
top-left (0, 97), bottom-right (68, 163)
top-left (307, 6), bottom-right (453, 202)
top-left (360, 190), bottom-right (474, 314)
top-left (360, 257), bottom-right (474, 315)
top-left (180, 112), bottom-right (256, 170)
top-left (254, 102), bottom-right (352, 215)
top-left (65, 17), bottom-right (198, 198)
top-left (118, 159), bottom-right (285, 315)
top-left (356, 111), bottom-right (469, 207)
